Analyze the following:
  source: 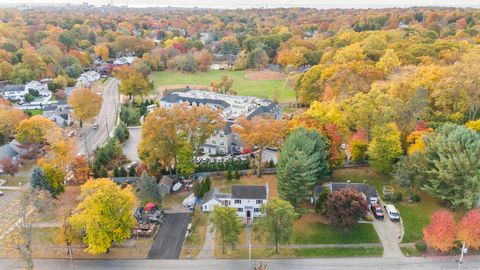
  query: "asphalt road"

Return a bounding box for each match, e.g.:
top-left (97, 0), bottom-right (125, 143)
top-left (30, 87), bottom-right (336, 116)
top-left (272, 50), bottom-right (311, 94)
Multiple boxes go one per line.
top-left (77, 78), bottom-right (120, 156)
top-left (1, 256), bottom-right (479, 270)
top-left (148, 213), bottom-right (192, 259)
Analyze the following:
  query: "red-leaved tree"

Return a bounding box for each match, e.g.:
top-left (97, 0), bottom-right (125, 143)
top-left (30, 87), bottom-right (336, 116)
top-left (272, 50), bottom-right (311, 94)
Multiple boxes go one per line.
top-left (457, 209), bottom-right (480, 250)
top-left (1, 157), bottom-right (19, 181)
top-left (423, 209), bottom-right (457, 252)
top-left (327, 187), bottom-right (368, 229)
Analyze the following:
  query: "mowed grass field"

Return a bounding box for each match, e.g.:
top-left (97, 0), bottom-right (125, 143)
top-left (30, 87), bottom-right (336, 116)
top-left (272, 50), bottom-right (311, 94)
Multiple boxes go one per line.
top-left (149, 70), bottom-right (296, 102)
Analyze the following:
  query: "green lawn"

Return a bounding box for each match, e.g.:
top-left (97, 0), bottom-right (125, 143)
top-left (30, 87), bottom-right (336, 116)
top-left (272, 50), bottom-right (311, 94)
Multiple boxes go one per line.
top-left (149, 70), bottom-right (296, 102)
top-left (25, 109), bottom-right (44, 116)
top-left (292, 223), bottom-right (380, 244)
top-left (295, 247), bottom-right (383, 257)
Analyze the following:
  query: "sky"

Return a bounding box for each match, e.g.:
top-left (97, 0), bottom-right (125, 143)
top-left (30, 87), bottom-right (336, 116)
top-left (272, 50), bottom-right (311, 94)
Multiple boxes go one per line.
top-left (1, 0), bottom-right (479, 9)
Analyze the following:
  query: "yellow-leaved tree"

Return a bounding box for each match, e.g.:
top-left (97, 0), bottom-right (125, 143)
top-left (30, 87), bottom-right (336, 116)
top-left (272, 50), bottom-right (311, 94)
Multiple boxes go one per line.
top-left (15, 115), bottom-right (62, 145)
top-left (69, 179), bottom-right (136, 254)
top-left (67, 87), bottom-right (102, 127)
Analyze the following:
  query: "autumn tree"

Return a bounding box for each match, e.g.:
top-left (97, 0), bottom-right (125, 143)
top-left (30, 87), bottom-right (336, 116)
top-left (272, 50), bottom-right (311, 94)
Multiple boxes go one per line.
top-left (233, 116), bottom-right (287, 177)
top-left (423, 210), bottom-right (457, 252)
top-left (41, 163), bottom-right (66, 198)
top-left (376, 49), bottom-right (401, 74)
top-left (67, 87), bottom-right (102, 127)
top-left (327, 188), bottom-right (369, 229)
top-left (211, 76), bottom-right (235, 95)
top-left (177, 138), bottom-right (195, 178)
top-left (71, 154), bottom-right (90, 184)
top-left (457, 209), bottom-right (480, 250)
top-left (257, 198), bottom-right (297, 253)
top-left (139, 104), bottom-right (223, 174)
top-left (118, 71), bottom-right (153, 101)
top-left (69, 179), bottom-right (136, 254)
top-left (15, 115), bottom-right (61, 145)
top-left (211, 206), bottom-right (242, 254)
top-left (367, 123), bottom-right (403, 174)
top-left (466, 119), bottom-right (480, 132)
top-left (277, 127), bottom-right (328, 207)
top-left (94, 44), bottom-right (109, 61)
top-left (1, 157), bottom-right (19, 181)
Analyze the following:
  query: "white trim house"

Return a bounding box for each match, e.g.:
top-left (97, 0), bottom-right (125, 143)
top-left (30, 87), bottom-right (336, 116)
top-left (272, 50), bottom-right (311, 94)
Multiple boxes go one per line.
top-left (203, 185), bottom-right (268, 222)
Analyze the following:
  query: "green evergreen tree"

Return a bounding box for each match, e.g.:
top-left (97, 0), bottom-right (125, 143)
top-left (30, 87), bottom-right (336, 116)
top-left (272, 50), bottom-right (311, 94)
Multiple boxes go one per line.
top-left (226, 168), bottom-right (232, 181)
top-left (128, 166), bottom-right (136, 177)
top-left (113, 167), bottom-right (120, 177)
top-left (118, 167), bottom-right (127, 177)
top-left (138, 172), bottom-right (162, 205)
top-left (277, 127), bottom-right (328, 208)
top-left (234, 170), bottom-right (240, 180)
top-left (99, 166), bottom-right (108, 178)
top-left (30, 166), bottom-right (47, 189)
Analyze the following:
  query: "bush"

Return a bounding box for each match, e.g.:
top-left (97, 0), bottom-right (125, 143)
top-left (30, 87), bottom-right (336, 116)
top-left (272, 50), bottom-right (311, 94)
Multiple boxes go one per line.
top-left (120, 105), bottom-right (141, 126)
top-left (415, 240), bottom-right (427, 252)
top-left (412, 194), bottom-right (421, 203)
top-left (383, 194), bottom-right (392, 202)
top-left (394, 192), bottom-right (403, 202)
top-left (114, 122), bottom-right (130, 142)
top-left (195, 159), bottom-right (250, 173)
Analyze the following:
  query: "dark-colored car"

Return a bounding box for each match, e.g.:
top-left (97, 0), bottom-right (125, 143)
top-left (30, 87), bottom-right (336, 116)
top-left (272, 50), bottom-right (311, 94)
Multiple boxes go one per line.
top-left (371, 204), bottom-right (384, 219)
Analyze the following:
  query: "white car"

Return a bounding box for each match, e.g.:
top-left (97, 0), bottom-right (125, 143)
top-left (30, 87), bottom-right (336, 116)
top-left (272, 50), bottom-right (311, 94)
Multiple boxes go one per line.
top-left (384, 204), bottom-right (401, 222)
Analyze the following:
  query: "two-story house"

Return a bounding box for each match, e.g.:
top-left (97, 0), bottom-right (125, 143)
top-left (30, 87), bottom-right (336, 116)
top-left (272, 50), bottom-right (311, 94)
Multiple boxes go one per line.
top-left (2, 84), bottom-right (27, 101)
top-left (202, 185), bottom-right (268, 222)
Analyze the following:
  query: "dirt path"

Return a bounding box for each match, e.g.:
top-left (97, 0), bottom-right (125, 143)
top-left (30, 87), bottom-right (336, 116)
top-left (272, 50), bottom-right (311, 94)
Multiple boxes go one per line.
top-left (196, 222), bottom-right (216, 259)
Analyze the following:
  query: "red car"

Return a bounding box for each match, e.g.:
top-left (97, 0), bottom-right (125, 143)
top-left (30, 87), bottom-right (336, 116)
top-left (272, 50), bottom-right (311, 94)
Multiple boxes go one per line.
top-left (371, 204), bottom-right (384, 219)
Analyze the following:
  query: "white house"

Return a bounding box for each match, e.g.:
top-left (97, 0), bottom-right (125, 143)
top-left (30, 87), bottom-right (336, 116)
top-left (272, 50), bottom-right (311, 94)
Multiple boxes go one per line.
top-left (77, 71), bottom-right (100, 86)
top-left (25, 80), bottom-right (50, 98)
top-left (113, 56), bottom-right (134, 66)
top-left (203, 185), bottom-right (268, 222)
top-left (2, 84), bottom-right (27, 101)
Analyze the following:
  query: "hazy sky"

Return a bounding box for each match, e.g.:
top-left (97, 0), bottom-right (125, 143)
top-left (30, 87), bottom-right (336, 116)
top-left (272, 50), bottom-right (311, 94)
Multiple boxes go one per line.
top-left (1, 0), bottom-right (479, 9)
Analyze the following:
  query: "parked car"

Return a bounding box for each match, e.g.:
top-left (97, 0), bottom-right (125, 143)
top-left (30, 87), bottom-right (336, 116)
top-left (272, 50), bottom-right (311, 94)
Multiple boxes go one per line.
top-left (384, 204), bottom-right (400, 222)
top-left (92, 123), bottom-right (99, 129)
top-left (370, 204), bottom-right (384, 219)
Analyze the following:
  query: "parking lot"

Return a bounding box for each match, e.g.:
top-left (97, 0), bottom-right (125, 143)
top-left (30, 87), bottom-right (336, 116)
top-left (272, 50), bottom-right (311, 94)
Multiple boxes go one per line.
top-left (148, 213), bottom-right (192, 259)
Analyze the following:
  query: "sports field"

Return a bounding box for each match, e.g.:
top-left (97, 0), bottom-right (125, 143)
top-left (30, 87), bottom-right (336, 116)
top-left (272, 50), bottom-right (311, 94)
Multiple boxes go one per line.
top-left (149, 70), bottom-right (296, 102)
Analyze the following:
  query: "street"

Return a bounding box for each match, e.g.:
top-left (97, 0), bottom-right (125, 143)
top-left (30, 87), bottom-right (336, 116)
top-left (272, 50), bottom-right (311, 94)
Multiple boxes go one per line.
top-left (77, 78), bottom-right (120, 156)
top-left (1, 256), bottom-right (479, 270)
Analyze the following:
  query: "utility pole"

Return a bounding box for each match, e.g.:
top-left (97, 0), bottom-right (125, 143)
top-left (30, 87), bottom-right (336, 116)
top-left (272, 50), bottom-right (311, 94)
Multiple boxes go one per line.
top-left (105, 117), bottom-right (110, 138)
top-left (248, 243), bottom-right (252, 270)
top-left (83, 129), bottom-right (91, 166)
top-left (458, 242), bottom-right (467, 270)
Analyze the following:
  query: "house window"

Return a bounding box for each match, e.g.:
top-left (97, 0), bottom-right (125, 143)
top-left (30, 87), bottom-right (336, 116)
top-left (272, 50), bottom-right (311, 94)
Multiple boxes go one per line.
top-left (234, 199), bottom-right (241, 204)
top-left (254, 208), bottom-right (259, 213)
top-left (256, 200), bottom-right (263, 204)
top-left (237, 208), bottom-right (243, 212)
top-left (212, 140), bottom-right (216, 145)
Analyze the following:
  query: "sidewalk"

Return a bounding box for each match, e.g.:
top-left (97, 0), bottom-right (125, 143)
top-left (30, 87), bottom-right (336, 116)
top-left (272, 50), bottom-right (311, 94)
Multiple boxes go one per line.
top-left (196, 223), bottom-right (216, 259)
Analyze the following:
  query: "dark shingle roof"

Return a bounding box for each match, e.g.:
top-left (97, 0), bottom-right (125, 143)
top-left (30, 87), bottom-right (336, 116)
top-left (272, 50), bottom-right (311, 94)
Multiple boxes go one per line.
top-left (4, 84), bottom-right (25, 92)
top-left (231, 185), bottom-right (267, 200)
top-left (329, 182), bottom-right (378, 201)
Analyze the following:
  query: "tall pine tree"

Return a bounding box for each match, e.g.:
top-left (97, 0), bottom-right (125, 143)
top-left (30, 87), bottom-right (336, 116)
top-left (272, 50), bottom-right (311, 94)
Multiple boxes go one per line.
top-left (277, 127), bottom-right (328, 208)
top-left (30, 166), bottom-right (48, 190)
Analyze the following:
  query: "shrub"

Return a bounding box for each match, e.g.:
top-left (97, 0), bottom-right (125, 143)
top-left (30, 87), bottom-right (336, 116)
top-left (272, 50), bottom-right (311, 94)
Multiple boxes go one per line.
top-left (415, 240), bottom-right (427, 252)
top-left (120, 105), bottom-right (141, 126)
top-left (412, 194), bottom-right (421, 203)
top-left (114, 122), bottom-right (130, 142)
top-left (394, 192), bottom-right (403, 202)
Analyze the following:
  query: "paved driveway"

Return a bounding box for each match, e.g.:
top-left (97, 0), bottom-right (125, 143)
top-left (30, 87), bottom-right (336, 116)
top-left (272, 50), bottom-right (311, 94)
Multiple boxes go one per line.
top-left (372, 214), bottom-right (403, 257)
top-left (122, 127), bottom-right (141, 162)
top-left (148, 213), bottom-right (192, 259)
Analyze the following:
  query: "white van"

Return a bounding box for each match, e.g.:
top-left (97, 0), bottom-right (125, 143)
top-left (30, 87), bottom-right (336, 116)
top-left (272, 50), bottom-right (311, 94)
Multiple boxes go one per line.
top-left (384, 204), bottom-right (400, 222)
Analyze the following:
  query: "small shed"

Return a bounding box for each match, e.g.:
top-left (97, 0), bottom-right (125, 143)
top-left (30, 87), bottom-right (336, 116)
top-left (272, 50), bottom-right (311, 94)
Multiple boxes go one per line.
top-left (159, 176), bottom-right (174, 197)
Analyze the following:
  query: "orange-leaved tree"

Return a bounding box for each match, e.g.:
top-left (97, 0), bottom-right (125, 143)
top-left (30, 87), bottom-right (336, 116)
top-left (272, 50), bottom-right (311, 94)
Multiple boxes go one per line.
top-left (423, 209), bottom-right (457, 252)
top-left (233, 116), bottom-right (287, 177)
top-left (457, 209), bottom-right (480, 250)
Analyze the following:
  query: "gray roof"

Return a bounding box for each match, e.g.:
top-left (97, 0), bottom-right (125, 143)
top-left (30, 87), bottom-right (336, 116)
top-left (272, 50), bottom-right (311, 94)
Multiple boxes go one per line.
top-left (313, 186), bottom-right (327, 198)
top-left (329, 182), bottom-right (378, 201)
top-left (4, 84), bottom-right (25, 92)
top-left (159, 175), bottom-right (174, 187)
top-left (0, 144), bottom-right (17, 160)
top-left (161, 92), bottom-right (230, 109)
top-left (231, 185), bottom-right (267, 200)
